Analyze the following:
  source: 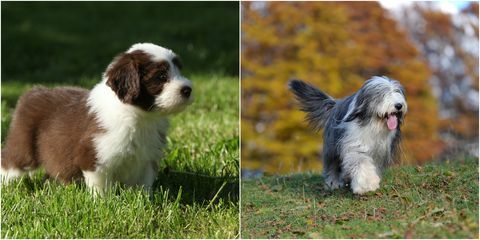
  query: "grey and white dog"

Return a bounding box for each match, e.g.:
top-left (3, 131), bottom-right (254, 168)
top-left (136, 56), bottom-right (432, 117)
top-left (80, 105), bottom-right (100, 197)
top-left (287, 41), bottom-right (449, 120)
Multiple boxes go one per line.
top-left (288, 76), bottom-right (407, 194)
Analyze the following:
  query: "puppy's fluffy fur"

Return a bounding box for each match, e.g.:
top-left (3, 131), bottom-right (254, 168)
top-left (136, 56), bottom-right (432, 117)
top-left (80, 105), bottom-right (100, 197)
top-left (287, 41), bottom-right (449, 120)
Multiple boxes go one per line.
top-left (1, 43), bottom-right (193, 195)
top-left (289, 76), bottom-right (407, 194)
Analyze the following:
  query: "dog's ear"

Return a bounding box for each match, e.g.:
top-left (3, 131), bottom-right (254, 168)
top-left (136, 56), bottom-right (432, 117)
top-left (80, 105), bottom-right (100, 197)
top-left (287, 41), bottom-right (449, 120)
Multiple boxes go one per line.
top-left (172, 56), bottom-right (182, 70)
top-left (345, 107), bottom-right (361, 122)
top-left (345, 101), bottom-right (367, 122)
top-left (345, 88), bottom-right (372, 123)
top-left (106, 53), bottom-right (140, 104)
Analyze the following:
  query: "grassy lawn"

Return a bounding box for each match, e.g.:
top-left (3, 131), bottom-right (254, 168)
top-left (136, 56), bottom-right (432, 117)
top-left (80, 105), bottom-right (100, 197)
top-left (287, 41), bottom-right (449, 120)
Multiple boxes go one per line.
top-left (2, 2), bottom-right (239, 238)
top-left (241, 157), bottom-right (479, 239)
top-left (1, 75), bottom-right (239, 238)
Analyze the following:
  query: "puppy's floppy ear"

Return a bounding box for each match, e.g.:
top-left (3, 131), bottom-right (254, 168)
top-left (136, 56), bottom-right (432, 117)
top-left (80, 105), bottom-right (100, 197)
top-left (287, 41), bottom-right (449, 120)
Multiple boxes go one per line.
top-left (106, 53), bottom-right (140, 103)
top-left (172, 56), bottom-right (182, 70)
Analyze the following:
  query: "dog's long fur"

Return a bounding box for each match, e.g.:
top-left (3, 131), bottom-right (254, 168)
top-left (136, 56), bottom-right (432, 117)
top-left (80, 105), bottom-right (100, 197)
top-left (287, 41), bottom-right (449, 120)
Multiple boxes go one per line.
top-left (289, 76), bottom-right (407, 194)
top-left (1, 43), bottom-right (193, 195)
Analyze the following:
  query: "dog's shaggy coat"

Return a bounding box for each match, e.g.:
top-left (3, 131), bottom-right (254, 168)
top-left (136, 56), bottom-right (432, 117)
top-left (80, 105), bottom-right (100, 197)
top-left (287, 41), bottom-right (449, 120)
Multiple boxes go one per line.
top-left (1, 43), bottom-right (193, 195)
top-left (289, 76), bottom-right (407, 194)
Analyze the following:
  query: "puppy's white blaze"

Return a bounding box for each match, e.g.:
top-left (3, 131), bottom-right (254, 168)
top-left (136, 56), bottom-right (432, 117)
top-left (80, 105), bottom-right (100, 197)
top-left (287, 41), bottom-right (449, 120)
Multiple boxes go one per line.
top-left (127, 43), bottom-right (176, 62)
top-left (155, 76), bottom-right (193, 113)
top-left (0, 167), bottom-right (25, 183)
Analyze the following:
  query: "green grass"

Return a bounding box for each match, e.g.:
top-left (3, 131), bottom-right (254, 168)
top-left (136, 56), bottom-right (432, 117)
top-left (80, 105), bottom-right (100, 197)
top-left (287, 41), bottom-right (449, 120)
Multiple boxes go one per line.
top-left (241, 157), bottom-right (479, 239)
top-left (1, 75), bottom-right (239, 238)
top-left (2, 2), bottom-right (239, 80)
top-left (2, 2), bottom-right (239, 238)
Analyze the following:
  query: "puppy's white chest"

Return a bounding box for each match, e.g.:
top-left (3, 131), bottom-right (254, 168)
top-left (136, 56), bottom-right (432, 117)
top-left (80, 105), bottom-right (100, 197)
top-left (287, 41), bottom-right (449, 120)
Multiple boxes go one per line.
top-left (93, 118), bottom-right (168, 185)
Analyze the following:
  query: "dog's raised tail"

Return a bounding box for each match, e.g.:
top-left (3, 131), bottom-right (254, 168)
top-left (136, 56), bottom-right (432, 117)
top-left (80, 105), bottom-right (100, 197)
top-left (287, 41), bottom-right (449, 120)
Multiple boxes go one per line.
top-left (288, 80), bottom-right (336, 130)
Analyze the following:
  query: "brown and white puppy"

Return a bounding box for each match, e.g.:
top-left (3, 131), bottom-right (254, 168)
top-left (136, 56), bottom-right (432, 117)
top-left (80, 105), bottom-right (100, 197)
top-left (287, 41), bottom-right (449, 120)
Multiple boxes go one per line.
top-left (1, 43), bottom-right (193, 195)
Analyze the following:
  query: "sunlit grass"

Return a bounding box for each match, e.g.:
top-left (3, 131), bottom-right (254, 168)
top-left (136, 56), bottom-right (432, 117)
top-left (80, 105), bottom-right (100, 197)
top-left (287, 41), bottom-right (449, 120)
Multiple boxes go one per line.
top-left (1, 75), bottom-right (239, 238)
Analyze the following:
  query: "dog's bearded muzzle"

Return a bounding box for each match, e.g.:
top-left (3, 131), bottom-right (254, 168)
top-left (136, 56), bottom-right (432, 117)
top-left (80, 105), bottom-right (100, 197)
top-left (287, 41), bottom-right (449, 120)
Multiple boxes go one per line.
top-left (379, 110), bottom-right (404, 130)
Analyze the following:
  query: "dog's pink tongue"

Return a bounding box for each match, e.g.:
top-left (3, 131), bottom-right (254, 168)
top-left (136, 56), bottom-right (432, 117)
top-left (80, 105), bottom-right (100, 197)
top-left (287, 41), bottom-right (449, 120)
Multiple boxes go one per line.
top-left (387, 115), bottom-right (398, 130)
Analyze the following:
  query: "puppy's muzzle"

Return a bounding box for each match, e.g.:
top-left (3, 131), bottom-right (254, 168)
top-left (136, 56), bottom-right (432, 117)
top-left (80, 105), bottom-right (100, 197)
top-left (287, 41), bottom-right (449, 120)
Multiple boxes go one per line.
top-left (181, 86), bottom-right (192, 98)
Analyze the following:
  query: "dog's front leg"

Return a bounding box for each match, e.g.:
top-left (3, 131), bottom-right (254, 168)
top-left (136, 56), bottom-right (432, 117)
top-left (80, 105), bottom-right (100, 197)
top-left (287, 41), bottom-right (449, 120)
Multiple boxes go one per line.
top-left (135, 161), bottom-right (158, 196)
top-left (342, 153), bottom-right (380, 194)
top-left (83, 170), bottom-right (109, 197)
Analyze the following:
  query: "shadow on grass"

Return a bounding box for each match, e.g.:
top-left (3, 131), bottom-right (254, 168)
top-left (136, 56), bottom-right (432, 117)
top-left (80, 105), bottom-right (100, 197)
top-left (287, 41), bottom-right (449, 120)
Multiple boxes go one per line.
top-left (254, 173), bottom-right (384, 202)
top-left (13, 170), bottom-right (238, 206)
top-left (155, 170), bottom-right (239, 205)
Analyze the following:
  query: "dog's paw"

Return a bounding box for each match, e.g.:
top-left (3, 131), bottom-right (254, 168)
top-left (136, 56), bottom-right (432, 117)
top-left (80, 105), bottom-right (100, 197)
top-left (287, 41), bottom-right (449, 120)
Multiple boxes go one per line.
top-left (0, 167), bottom-right (25, 184)
top-left (325, 176), bottom-right (345, 190)
top-left (351, 173), bottom-right (380, 194)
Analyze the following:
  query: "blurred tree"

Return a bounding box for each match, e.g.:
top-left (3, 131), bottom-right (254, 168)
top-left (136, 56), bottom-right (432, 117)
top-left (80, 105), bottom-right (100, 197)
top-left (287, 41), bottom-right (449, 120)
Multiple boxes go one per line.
top-left (241, 2), bottom-right (442, 174)
top-left (395, 2), bottom-right (479, 142)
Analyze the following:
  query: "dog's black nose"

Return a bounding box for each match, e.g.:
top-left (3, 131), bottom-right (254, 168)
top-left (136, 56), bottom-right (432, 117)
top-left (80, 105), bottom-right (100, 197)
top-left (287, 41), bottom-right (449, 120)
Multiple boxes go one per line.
top-left (394, 103), bottom-right (403, 110)
top-left (181, 86), bottom-right (192, 98)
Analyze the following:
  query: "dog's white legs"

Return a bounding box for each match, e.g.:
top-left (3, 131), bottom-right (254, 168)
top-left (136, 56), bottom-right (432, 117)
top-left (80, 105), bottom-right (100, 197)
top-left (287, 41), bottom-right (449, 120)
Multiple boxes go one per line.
top-left (83, 170), bottom-right (108, 197)
top-left (0, 167), bottom-right (25, 184)
top-left (350, 161), bottom-right (380, 194)
top-left (342, 153), bottom-right (380, 194)
top-left (137, 161), bottom-right (158, 194)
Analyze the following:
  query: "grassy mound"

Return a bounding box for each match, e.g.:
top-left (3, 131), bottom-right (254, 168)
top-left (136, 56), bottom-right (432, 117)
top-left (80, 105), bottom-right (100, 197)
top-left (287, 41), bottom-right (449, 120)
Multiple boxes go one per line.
top-left (242, 157), bottom-right (478, 238)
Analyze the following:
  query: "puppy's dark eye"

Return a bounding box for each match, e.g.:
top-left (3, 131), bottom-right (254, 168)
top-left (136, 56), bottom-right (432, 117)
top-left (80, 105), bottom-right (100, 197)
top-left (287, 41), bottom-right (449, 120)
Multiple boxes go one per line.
top-left (156, 72), bottom-right (168, 82)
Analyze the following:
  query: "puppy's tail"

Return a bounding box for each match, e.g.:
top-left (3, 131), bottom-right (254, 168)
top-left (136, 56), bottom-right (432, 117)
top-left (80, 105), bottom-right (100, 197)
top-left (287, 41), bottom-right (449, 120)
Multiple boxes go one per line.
top-left (288, 80), bottom-right (336, 130)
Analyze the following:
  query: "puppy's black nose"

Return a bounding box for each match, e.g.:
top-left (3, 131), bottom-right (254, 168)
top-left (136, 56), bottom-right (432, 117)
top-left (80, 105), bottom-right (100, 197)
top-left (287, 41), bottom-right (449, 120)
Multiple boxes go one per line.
top-left (181, 86), bottom-right (192, 98)
top-left (395, 103), bottom-right (403, 110)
